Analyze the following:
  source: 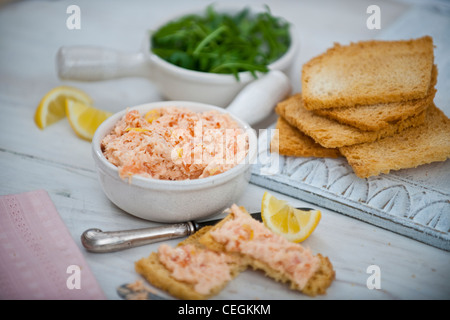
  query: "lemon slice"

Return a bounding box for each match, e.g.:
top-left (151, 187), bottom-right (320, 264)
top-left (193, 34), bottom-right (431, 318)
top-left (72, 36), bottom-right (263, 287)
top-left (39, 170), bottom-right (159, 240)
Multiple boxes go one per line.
top-left (66, 99), bottom-right (112, 141)
top-left (34, 86), bottom-right (93, 129)
top-left (261, 192), bottom-right (321, 242)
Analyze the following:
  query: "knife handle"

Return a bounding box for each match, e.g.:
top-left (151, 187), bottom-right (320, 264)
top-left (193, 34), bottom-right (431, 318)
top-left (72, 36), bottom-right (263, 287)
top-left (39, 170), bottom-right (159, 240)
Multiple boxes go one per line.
top-left (81, 222), bottom-right (196, 253)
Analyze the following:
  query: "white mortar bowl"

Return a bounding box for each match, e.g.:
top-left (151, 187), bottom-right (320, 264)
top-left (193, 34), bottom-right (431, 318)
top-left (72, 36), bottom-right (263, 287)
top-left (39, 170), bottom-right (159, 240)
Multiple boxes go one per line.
top-left (92, 101), bottom-right (257, 223)
top-left (57, 4), bottom-right (298, 109)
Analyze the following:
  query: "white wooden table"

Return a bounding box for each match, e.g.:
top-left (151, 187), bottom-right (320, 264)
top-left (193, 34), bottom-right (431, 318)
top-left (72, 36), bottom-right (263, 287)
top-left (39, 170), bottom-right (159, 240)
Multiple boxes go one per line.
top-left (1, 0), bottom-right (449, 300)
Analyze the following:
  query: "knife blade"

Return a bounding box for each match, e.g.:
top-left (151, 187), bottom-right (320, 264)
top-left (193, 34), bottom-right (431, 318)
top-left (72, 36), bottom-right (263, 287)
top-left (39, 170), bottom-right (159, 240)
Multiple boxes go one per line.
top-left (81, 207), bottom-right (313, 253)
top-left (193, 211), bottom-right (262, 230)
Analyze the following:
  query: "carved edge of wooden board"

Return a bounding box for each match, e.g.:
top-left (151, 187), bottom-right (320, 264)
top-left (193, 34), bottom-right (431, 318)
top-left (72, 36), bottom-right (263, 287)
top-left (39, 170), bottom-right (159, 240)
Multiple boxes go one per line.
top-left (250, 131), bottom-right (450, 251)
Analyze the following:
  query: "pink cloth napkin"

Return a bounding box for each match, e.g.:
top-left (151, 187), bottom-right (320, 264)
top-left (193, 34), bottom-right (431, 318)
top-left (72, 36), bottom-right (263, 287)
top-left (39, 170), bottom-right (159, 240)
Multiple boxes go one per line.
top-left (0, 190), bottom-right (105, 299)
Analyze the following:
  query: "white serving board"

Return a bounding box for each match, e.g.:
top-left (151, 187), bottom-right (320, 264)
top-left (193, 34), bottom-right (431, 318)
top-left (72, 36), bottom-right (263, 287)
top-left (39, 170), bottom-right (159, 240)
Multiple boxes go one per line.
top-left (251, 5), bottom-right (450, 251)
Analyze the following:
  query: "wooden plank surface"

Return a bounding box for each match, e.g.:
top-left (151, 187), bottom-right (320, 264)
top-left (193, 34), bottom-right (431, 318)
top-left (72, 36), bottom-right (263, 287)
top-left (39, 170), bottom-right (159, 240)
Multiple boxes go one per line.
top-left (1, 0), bottom-right (449, 300)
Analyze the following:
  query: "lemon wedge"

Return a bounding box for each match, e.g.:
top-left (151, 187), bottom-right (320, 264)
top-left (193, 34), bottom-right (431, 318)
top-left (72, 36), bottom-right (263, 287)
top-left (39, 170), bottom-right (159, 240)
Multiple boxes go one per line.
top-left (34, 86), bottom-right (93, 129)
top-left (66, 99), bottom-right (112, 141)
top-left (261, 192), bottom-right (321, 242)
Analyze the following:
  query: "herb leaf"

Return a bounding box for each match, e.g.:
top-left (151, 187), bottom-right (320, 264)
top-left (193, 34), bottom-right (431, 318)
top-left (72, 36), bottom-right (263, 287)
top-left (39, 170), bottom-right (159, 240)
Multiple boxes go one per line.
top-left (151, 5), bottom-right (291, 81)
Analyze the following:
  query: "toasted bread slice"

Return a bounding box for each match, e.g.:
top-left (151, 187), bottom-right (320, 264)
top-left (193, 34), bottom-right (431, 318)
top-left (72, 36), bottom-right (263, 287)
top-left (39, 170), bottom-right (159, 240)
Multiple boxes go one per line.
top-left (271, 116), bottom-right (341, 158)
top-left (302, 36), bottom-right (434, 110)
top-left (135, 226), bottom-right (245, 300)
top-left (199, 205), bottom-right (335, 296)
top-left (339, 104), bottom-right (450, 178)
top-left (313, 65), bottom-right (437, 131)
top-left (276, 94), bottom-right (427, 148)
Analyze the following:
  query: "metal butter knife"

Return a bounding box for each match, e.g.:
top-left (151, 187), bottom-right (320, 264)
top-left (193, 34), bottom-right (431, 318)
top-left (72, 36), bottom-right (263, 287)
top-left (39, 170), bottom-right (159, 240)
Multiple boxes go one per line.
top-left (81, 208), bottom-right (312, 253)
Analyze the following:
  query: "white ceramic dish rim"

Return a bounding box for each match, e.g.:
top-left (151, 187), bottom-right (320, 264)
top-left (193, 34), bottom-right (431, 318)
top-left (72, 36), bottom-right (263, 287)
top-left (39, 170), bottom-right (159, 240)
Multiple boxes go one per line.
top-left (145, 4), bottom-right (298, 84)
top-left (92, 101), bottom-right (258, 191)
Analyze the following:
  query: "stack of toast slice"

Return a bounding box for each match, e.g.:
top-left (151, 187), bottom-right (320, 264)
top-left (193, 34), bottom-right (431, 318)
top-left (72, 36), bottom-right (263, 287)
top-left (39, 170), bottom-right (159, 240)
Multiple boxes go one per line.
top-left (271, 36), bottom-right (450, 178)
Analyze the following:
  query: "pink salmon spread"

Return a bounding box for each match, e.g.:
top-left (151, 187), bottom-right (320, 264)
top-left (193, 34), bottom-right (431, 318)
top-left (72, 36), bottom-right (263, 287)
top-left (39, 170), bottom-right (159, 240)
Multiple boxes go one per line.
top-left (101, 107), bottom-right (248, 180)
top-left (210, 205), bottom-right (320, 290)
top-left (158, 244), bottom-right (235, 295)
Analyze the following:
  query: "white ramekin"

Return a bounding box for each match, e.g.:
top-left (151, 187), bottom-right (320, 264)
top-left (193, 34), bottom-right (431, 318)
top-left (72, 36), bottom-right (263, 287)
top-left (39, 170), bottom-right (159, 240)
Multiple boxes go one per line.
top-left (92, 101), bottom-right (257, 223)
